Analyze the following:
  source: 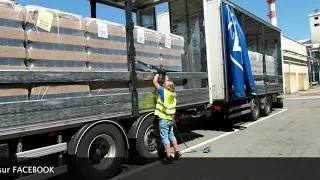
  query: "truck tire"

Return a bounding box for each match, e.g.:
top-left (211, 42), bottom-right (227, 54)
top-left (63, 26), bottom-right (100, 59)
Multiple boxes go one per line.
top-left (261, 97), bottom-right (271, 117)
top-left (135, 115), bottom-right (161, 164)
top-left (75, 123), bottom-right (125, 180)
top-left (247, 98), bottom-right (260, 121)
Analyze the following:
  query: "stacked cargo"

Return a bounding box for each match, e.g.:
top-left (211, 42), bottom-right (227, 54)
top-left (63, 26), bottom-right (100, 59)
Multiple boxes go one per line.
top-left (265, 55), bottom-right (276, 75)
top-left (23, 6), bottom-right (90, 100)
top-left (29, 84), bottom-right (90, 100)
top-left (0, 2), bottom-right (186, 100)
top-left (159, 32), bottom-right (184, 72)
top-left (159, 32), bottom-right (184, 91)
top-left (0, 1), bottom-right (28, 103)
top-left (248, 51), bottom-right (263, 76)
top-left (24, 6), bottom-right (88, 72)
top-left (0, 1), bottom-right (26, 71)
top-left (0, 85), bottom-right (29, 103)
top-left (248, 51), bottom-right (264, 86)
top-left (134, 27), bottom-right (161, 93)
top-left (85, 18), bottom-right (129, 95)
top-left (249, 51), bottom-right (276, 76)
top-left (85, 18), bottom-right (128, 72)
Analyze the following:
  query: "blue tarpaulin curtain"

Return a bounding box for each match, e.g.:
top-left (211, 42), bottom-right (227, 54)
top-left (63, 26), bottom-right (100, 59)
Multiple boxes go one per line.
top-left (222, 2), bottom-right (257, 98)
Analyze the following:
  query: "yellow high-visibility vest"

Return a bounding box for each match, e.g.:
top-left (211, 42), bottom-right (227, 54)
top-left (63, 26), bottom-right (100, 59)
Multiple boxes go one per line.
top-left (154, 89), bottom-right (177, 120)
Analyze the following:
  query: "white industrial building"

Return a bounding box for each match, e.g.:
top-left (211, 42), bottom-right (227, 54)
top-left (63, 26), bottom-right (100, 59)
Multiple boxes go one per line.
top-left (299, 10), bottom-right (320, 85)
top-left (309, 11), bottom-right (320, 44)
top-left (281, 36), bottom-right (309, 94)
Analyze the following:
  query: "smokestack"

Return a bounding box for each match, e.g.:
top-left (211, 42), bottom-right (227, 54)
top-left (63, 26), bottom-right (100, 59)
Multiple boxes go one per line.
top-left (267, 0), bottom-right (277, 27)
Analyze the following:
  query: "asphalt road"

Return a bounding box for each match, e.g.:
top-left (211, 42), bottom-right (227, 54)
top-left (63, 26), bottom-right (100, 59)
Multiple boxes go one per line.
top-left (111, 92), bottom-right (320, 180)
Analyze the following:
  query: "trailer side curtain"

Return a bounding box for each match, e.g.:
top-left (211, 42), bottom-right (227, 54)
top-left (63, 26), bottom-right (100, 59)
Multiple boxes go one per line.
top-left (222, 2), bottom-right (257, 98)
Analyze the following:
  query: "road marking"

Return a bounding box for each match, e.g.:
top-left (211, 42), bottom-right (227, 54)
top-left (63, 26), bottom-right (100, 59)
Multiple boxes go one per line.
top-left (286, 96), bottom-right (320, 100)
top-left (111, 109), bottom-right (288, 180)
top-left (181, 109), bottom-right (288, 153)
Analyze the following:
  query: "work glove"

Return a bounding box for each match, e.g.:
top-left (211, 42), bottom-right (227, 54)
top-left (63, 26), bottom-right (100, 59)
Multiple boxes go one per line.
top-left (162, 69), bottom-right (167, 75)
top-left (157, 68), bottom-right (162, 75)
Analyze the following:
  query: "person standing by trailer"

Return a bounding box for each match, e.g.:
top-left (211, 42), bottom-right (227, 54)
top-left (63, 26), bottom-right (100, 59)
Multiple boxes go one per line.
top-left (153, 70), bottom-right (182, 162)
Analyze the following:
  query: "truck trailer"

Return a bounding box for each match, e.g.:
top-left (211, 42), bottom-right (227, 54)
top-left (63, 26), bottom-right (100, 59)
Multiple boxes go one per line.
top-left (0, 0), bottom-right (283, 179)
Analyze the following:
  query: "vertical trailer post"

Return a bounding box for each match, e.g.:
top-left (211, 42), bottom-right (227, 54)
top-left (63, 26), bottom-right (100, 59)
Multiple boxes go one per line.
top-left (261, 24), bottom-right (267, 93)
top-left (90, 0), bottom-right (97, 18)
top-left (125, 0), bottom-right (139, 117)
top-left (240, 13), bottom-right (245, 29)
top-left (275, 38), bottom-right (282, 88)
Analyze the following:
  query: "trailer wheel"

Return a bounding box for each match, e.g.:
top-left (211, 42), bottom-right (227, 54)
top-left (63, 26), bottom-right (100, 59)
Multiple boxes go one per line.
top-left (75, 123), bottom-right (125, 180)
top-left (135, 115), bottom-right (160, 163)
top-left (261, 97), bottom-right (271, 117)
top-left (248, 98), bottom-right (260, 121)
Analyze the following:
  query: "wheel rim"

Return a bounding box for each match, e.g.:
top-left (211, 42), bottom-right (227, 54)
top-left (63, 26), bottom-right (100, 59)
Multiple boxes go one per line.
top-left (251, 99), bottom-right (259, 116)
top-left (265, 98), bottom-right (270, 112)
top-left (144, 125), bottom-right (158, 154)
top-left (87, 134), bottom-right (116, 170)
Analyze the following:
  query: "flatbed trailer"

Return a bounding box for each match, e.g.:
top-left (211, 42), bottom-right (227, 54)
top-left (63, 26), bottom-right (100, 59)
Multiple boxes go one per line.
top-left (0, 0), bottom-right (283, 179)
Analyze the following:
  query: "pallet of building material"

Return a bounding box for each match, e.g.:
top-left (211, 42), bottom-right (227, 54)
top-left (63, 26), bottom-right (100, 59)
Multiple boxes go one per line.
top-left (29, 84), bottom-right (90, 101)
top-left (133, 26), bottom-right (161, 93)
top-left (0, 84), bottom-right (29, 103)
top-left (23, 6), bottom-right (88, 71)
top-left (133, 26), bottom-right (161, 69)
top-left (0, 0), bottom-right (27, 70)
top-left (90, 82), bottom-right (129, 96)
top-left (248, 51), bottom-right (263, 75)
top-left (265, 55), bottom-right (276, 75)
top-left (159, 32), bottom-right (184, 72)
top-left (159, 32), bottom-right (184, 91)
top-left (84, 18), bottom-right (128, 72)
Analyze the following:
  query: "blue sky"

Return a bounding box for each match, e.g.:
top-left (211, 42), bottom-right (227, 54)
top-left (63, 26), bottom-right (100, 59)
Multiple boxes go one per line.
top-left (16, 0), bottom-right (319, 41)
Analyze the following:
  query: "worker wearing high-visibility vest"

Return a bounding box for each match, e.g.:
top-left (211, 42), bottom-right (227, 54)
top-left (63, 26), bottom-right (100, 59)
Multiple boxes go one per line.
top-left (153, 69), bottom-right (182, 162)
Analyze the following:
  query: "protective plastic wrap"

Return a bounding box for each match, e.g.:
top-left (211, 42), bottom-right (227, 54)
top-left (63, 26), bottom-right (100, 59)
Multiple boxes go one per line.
top-left (90, 82), bottom-right (129, 95)
top-left (30, 84), bottom-right (90, 100)
top-left (0, 85), bottom-right (28, 103)
top-left (265, 55), bottom-right (276, 75)
top-left (248, 51), bottom-right (263, 76)
top-left (249, 51), bottom-right (276, 76)
top-left (0, 0), bottom-right (26, 70)
top-left (133, 26), bottom-right (161, 67)
top-left (24, 6), bottom-right (88, 71)
top-left (85, 18), bottom-right (128, 72)
top-left (159, 32), bottom-right (184, 72)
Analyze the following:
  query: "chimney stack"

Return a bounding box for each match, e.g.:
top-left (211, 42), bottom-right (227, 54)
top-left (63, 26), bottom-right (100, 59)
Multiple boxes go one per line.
top-left (267, 0), bottom-right (277, 27)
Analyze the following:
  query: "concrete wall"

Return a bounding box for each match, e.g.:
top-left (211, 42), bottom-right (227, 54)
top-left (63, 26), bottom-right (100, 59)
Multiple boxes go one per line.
top-left (281, 35), bottom-right (309, 94)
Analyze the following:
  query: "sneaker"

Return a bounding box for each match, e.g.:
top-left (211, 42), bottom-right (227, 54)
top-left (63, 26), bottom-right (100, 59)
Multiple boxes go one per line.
top-left (165, 155), bottom-right (174, 163)
top-left (174, 151), bottom-right (182, 160)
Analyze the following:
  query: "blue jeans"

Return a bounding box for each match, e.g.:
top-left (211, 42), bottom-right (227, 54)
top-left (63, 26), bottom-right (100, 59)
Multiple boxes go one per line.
top-left (159, 118), bottom-right (176, 146)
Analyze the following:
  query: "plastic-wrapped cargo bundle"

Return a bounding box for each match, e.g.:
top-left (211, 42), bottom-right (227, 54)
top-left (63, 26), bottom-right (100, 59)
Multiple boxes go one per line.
top-left (24, 6), bottom-right (88, 71)
top-left (0, 85), bottom-right (28, 103)
top-left (0, 0), bottom-right (26, 70)
top-left (29, 84), bottom-right (90, 101)
top-left (134, 26), bottom-right (161, 67)
top-left (84, 18), bottom-right (128, 72)
top-left (265, 55), bottom-right (276, 75)
top-left (159, 32), bottom-right (185, 91)
top-left (248, 51), bottom-right (264, 86)
top-left (248, 51), bottom-right (263, 76)
top-left (134, 26), bottom-right (161, 93)
top-left (90, 82), bottom-right (129, 96)
top-left (159, 32), bottom-right (184, 72)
